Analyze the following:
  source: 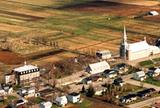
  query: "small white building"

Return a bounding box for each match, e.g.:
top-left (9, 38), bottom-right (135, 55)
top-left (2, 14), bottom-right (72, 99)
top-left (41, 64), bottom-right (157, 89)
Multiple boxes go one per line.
top-left (148, 11), bottom-right (159, 16)
top-left (55, 96), bottom-right (68, 107)
top-left (96, 50), bottom-right (111, 59)
top-left (67, 92), bottom-right (80, 103)
top-left (133, 71), bottom-right (146, 81)
top-left (39, 101), bottom-right (52, 108)
top-left (86, 61), bottom-right (110, 74)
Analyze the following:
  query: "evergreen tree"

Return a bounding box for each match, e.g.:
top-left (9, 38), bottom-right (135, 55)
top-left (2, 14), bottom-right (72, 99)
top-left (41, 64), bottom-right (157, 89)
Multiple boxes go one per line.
top-left (86, 85), bottom-right (95, 97)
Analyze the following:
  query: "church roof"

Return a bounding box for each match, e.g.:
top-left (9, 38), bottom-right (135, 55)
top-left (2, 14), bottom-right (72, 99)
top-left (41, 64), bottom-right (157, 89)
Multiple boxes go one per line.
top-left (127, 41), bottom-right (149, 52)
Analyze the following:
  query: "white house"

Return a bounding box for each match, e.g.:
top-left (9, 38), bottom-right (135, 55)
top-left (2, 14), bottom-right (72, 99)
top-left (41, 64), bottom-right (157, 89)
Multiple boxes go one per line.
top-left (86, 61), bottom-right (110, 74)
top-left (67, 92), bottom-right (80, 103)
top-left (148, 11), bottom-right (159, 16)
top-left (148, 67), bottom-right (160, 77)
top-left (133, 71), bottom-right (146, 81)
top-left (55, 96), bottom-right (68, 107)
top-left (0, 84), bottom-right (13, 96)
top-left (39, 101), bottom-right (52, 108)
top-left (96, 50), bottom-right (111, 59)
top-left (18, 87), bottom-right (37, 98)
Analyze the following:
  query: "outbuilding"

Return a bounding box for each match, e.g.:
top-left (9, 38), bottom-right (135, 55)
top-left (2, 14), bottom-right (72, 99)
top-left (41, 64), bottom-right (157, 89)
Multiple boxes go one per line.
top-left (148, 11), bottom-right (159, 16)
top-left (86, 61), bottom-right (110, 74)
top-left (96, 50), bottom-right (111, 59)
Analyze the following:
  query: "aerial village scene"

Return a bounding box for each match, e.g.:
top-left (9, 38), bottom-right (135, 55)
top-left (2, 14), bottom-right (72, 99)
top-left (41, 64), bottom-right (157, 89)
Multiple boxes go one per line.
top-left (0, 0), bottom-right (160, 108)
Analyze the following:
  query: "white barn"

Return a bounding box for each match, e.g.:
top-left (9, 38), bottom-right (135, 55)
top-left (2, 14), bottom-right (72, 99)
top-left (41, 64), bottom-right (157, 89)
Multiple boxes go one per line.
top-left (86, 61), bottom-right (110, 74)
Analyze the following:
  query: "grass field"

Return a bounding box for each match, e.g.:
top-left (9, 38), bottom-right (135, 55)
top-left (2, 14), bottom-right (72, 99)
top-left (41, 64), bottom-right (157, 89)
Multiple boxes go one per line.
top-left (0, 0), bottom-right (159, 65)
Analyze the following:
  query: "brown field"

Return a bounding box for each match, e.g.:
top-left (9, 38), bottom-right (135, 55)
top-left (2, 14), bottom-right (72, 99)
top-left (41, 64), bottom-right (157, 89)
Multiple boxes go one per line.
top-left (0, 0), bottom-right (159, 66)
top-left (64, 1), bottom-right (153, 16)
top-left (0, 51), bottom-right (24, 65)
top-left (0, 23), bottom-right (30, 32)
top-left (143, 15), bottom-right (160, 23)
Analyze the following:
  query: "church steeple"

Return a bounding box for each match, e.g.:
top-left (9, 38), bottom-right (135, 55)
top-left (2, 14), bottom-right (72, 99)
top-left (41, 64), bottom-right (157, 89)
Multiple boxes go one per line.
top-left (120, 25), bottom-right (128, 59)
top-left (123, 25), bottom-right (127, 43)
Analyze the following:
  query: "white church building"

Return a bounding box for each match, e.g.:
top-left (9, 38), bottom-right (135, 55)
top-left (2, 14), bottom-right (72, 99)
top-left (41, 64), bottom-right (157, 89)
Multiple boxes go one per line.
top-left (120, 26), bottom-right (160, 61)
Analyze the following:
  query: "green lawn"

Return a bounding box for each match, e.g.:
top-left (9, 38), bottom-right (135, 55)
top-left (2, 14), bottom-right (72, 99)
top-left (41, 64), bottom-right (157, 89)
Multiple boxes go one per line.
top-left (145, 77), bottom-right (160, 86)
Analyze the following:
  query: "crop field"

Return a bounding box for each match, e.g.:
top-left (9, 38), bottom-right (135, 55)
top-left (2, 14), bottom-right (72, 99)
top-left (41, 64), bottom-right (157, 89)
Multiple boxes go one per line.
top-left (0, 0), bottom-right (159, 65)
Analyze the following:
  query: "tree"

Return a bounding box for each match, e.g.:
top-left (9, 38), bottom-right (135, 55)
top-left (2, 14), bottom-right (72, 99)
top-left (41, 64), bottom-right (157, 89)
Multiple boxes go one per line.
top-left (81, 85), bottom-right (86, 93)
top-left (86, 85), bottom-right (95, 97)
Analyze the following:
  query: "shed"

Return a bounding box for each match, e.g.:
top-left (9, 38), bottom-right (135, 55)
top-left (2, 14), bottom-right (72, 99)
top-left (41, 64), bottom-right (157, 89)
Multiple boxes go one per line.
top-left (96, 50), bottom-right (111, 59)
top-left (39, 101), bottom-right (52, 108)
top-left (86, 61), bottom-right (110, 74)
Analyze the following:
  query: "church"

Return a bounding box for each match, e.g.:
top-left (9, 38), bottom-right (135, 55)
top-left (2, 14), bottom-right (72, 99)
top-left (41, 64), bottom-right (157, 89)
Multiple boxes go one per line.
top-left (120, 26), bottom-right (160, 61)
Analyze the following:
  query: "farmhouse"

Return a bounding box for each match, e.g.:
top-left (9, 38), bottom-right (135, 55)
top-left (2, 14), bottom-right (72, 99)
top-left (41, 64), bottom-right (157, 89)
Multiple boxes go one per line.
top-left (86, 61), bottom-right (110, 74)
top-left (133, 71), bottom-right (146, 81)
top-left (120, 26), bottom-right (160, 61)
top-left (13, 62), bottom-right (40, 84)
top-left (147, 67), bottom-right (160, 77)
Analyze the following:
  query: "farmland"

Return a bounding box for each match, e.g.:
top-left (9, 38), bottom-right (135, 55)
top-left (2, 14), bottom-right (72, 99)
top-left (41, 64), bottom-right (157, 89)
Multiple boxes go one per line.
top-left (0, 0), bottom-right (159, 66)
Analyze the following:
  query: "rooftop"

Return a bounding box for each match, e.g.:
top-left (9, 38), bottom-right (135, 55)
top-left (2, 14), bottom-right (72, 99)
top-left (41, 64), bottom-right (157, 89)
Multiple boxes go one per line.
top-left (14, 64), bottom-right (38, 72)
top-left (127, 41), bottom-right (149, 52)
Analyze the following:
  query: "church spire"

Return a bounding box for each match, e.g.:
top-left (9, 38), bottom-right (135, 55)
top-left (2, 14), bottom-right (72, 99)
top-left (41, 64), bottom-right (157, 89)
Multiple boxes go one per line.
top-left (123, 25), bottom-right (127, 43)
top-left (120, 25), bottom-right (128, 59)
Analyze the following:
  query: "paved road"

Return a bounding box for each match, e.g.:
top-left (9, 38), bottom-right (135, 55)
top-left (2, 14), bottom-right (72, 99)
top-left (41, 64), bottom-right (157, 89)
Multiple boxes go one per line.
top-left (127, 96), bottom-right (160, 108)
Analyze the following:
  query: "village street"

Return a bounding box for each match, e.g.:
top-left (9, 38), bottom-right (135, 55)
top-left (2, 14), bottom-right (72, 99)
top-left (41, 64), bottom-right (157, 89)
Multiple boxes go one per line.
top-left (127, 96), bottom-right (160, 108)
top-left (54, 71), bottom-right (160, 108)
